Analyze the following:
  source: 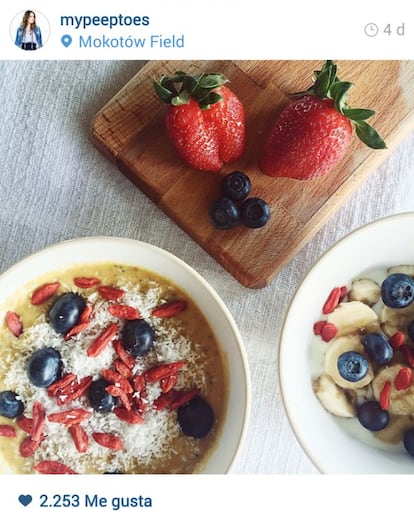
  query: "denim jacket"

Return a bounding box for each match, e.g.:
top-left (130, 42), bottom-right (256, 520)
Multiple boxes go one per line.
top-left (15, 26), bottom-right (42, 48)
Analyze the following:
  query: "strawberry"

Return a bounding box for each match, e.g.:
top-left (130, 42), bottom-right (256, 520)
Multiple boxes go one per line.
top-left (153, 72), bottom-right (245, 172)
top-left (259, 60), bottom-right (386, 180)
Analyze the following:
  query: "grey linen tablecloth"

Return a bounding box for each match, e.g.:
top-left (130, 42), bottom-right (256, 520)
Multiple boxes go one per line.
top-left (1, 60), bottom-right (413, 474)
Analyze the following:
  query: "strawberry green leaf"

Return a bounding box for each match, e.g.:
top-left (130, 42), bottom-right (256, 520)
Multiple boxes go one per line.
top-left (313, 68), bottom-right (333, 98)
top-left (288, 60), bottom-right (387, 150)
top-left (153, 79), bottom-right (175, 102)
top-left (154, 71), bottom-right (227, 109)
top-left (171, 90), bottom-right (191, 106)
top-left (198, 73), bottom-right (228, 89)
top-left (180, 74), bottom-right (199, 95)
top-left (312, 61), bottom-right (338, 98)
top-left (355, 121), bottom-right (387, 149)
top-left (343, 108), bottom-right (376, 121)
top-left (199, 92), bottom-right (223, 110)
top-left (330, 81), bottom-right (353, 113)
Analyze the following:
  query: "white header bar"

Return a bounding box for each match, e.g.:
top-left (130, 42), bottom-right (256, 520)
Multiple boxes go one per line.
top-left (1, 0), bottom-right (412, 60)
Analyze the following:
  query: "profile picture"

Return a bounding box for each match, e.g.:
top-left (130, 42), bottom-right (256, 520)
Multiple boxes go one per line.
top-left (11, 9), bottom-right (50, 51)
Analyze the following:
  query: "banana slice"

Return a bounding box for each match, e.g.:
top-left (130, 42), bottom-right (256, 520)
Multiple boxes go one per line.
top-left (372, 364), bottom-right (414, 415)
top-left (313, 374), bottom-right (356, 417)
top-left (324, 335), bottom-right (374, 389)
top-left (347, 384), bottom-right (375, 406)
top-left (380, 301), bottom-right (414, 337)
top-left (348, 278), bottom-right (381, 307)
top-left (327, 301), bottom-right (380, 337)
top-left (388, 265), bottom-right (414, 277)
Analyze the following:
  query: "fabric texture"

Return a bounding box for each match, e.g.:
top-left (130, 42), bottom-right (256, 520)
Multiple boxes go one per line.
top-left (0, 60), bottom-right (413, 474)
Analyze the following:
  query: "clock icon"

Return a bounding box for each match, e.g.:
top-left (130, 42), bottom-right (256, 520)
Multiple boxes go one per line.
top-left (364, 23), bottom-right (379, 37)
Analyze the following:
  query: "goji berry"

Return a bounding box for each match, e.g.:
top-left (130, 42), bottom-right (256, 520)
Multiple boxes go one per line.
top-left (133, 396), bottom-right (147, 413)
top-left (92, 432), bottom-right (123, 451)
top-left (389, 331), bottom-right (406, 349)
top-left (108, 304), bottom-right (141, 320)
top-left (19, 437), bottom-right (41, 457)
top-left (56, 376), bottom-right (92, 406)
top-left (379, 381), bottom-right (391, 410)
top-left (69, 424), bottom-right (89, 453)
top-left (152, 300), bottom-right (187, 318)
top-left (169, 388), bottom-right (200, 411)
top-left (153, 389), bottom-right (181, 411)
top-left (47, 408), bottom-right (92, 426)
top-left (320, 322), bottom-right (338, 342)
top-left (113, 359), bottom-right (132, 379)
top-left (101, 368), bottom-right (133, 394)
top-left (131, 374), bottom-right (146, 394)
top-left (313, 320), bottom-right (327, 336)
top-left (87, 323), bottom-right (118, 357)
top-left (33, 461), bottom-right (77, 474)
top-left (160, 374), bottom-right (177, 393)
top-left (47, 373), bottom-right (77, 397)
top-left (0, 424), bottom-right (16, 437)
top-left (394, 367), bottom-right (413, 391)
top-left (5, 311), bottom-right (23, 337)
top-left (113, 407), bottom-right (144, 424)
top-left (322, 287), bottom-right (342, 314)
top-left (16, 415), bottom-right (33, 434)
top-left (106, 385), bottom-right (131, 410)
top-left (79, 305), bottom-right (93, 323)
top-left (31, 282), bottom-right (60, 305)
top-left (64, 321), bottom-right (90, 340)
top-left (143, 361), bottom-right (185, 383)
top-left (98, 286), bottom-right (125, 301)
top-left (73, 277), bottom-right (100, 288)
top-left (113, 340), bottom-right (135, 370)
top-left (339, 286), bottom-right (348, 302)
top-left (31, 401), bottom-right (45, 443)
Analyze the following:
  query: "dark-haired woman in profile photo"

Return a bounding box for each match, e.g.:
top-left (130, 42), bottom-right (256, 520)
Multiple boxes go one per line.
top-left (15, 10), bottom-right (42, 50)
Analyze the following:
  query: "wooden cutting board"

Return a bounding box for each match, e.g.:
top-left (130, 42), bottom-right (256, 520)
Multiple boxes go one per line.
top-left (92, 60), bottom-right (414, 288)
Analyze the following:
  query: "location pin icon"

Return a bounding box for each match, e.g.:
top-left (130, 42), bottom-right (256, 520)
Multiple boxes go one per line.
top-left (61, 34), bottom-right (72, 48)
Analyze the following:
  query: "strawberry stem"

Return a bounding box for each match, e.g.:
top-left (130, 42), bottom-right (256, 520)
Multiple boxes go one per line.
top-left (290, 60), bottom-right (387, 150)
top-left (153, 72), bottom-right (229, 109)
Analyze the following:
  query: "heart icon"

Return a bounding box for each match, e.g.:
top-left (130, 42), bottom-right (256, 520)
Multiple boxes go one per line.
top-left (18, 495), bottom-right (32, 506)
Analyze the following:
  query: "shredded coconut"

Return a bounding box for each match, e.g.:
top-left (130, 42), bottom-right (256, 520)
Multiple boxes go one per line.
top-left (2, 276), bottom-right (214, 474)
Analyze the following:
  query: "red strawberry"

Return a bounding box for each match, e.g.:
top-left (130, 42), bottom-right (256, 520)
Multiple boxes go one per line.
top-left (154, 72), bottom-right (245, 172)
top-left (259, 60), bottom-right (386, 180)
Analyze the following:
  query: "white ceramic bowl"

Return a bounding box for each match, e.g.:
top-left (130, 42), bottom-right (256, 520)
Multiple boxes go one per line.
top-left (0, 237), bottom-right (250, 474)
top-left (279, 212), bottom-right (414, 474)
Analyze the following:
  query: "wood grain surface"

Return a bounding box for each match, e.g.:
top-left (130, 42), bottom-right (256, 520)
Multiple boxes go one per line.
top-left (92, 60), bottom-right (414, 288)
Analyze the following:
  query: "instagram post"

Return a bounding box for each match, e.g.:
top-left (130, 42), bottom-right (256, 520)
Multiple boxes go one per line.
top-left (0, 0), bottom-right (414, 516)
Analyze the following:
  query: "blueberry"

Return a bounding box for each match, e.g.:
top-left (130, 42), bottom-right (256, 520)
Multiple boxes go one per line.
top-left (381, 273), bottom-right (414, 309)
top-left (0, 390), bottom-right (24, 418)
top-left (357, 401), bottom-right (390, 431)
top-left (403, 428), bottom-right (414, 457)
top-left (337, 351), bottom-right (369, 382)
top-left (221, 171), bottom-right (251, 201)
top-left (209, 197), bottom-right (240, 230)
top-left (88, 378), bottom-right (116, 413)
top-left (121, 319), bottom-right (155, 357)
top-left (48, 292), bottom-right (86, 334)
top-left (240, 197), bottom-right (270, 228)
top-left (177, 396), bottom-right (215, 438)
top-left (362, 332), bottom-right (393, 366)
top-left (27, 347), bottom-right (62, 388)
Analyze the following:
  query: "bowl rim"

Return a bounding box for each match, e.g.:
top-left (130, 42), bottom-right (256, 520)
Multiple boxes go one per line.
top-left (278, 211), bottom-right (414, 474)
top-left (0, 236), bottom-right (251, 474)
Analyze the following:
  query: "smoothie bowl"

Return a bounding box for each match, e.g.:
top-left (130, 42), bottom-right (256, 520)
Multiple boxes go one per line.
top-left (0, 238), bottom-right (250, 474)
top-left (279, 212), bottom-right (414, 474)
